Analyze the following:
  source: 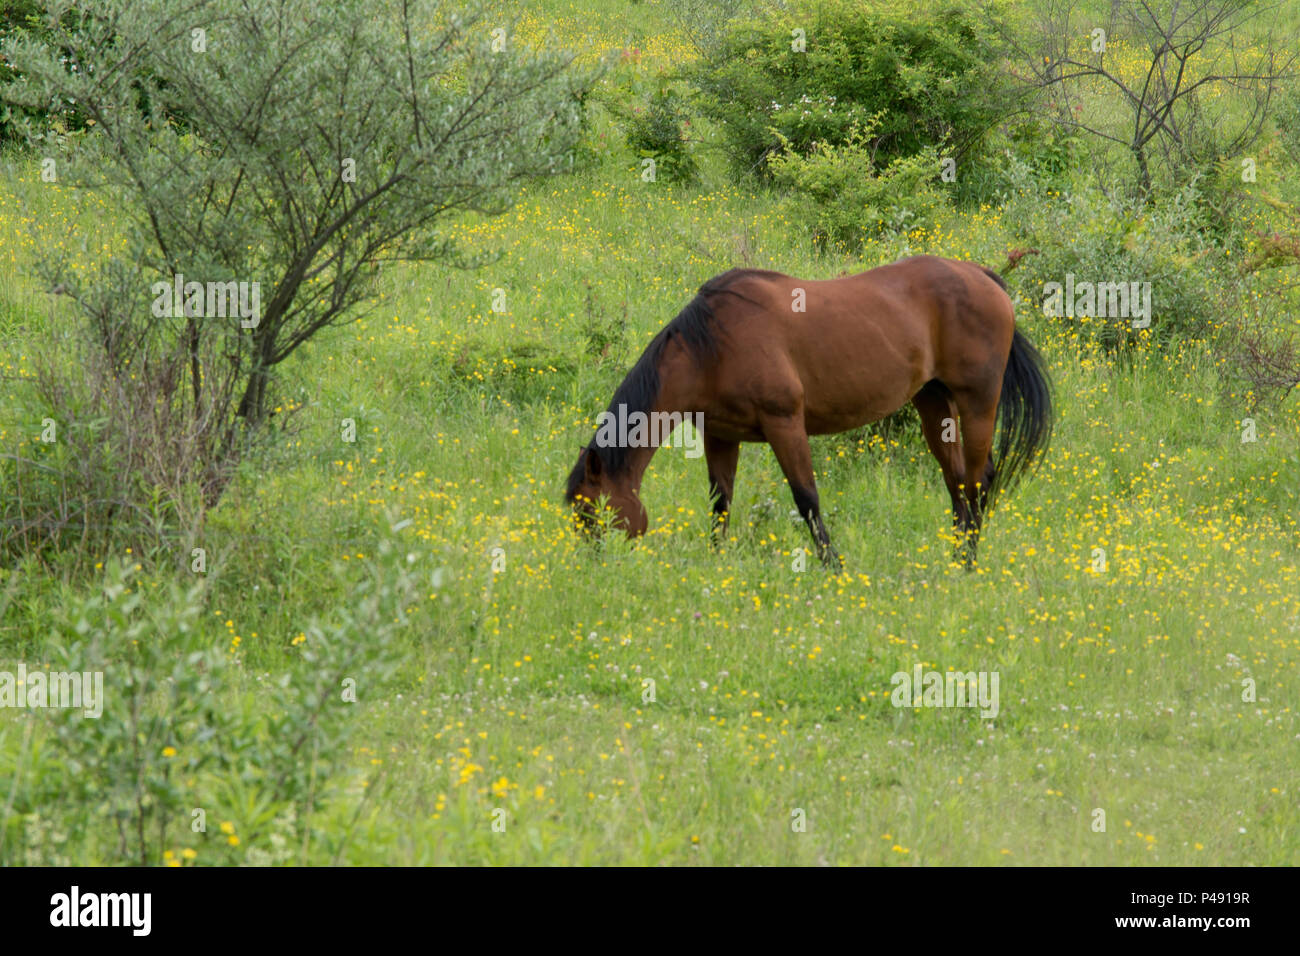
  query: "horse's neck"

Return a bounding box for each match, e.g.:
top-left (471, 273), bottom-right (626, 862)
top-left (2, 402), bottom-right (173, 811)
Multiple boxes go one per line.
top-left (619, 400), bottom-right (698, 492)
top-left (616, 342), bottom-right (704, 491)
top-left (621, 442), bottom-right (658, 493)
top-left (655, 342), bottom-right (705, 415)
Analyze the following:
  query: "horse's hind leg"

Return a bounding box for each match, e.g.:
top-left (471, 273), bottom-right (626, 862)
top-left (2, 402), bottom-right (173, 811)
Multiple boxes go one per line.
top-left (760, 414), bottom-right (842, 570)
top-left (950, 389), bottom-right (1000, 567)
top-left (912, 380), bottom-right (970, 542)
top-left (704, 433), bottom-right (740, 544)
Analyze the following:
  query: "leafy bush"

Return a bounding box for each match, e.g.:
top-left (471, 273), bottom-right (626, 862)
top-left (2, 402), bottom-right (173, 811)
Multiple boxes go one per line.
top-left (1216, 302), bottom-right (1300, 412)
top-left (952, 116), bottom-right (1083, 206)
top-left (1005, 182), bottom-right (1226, 354)
top-left (1275, 85), bottom-right (1300, 170)
top-left (689, 0), bottom-right (1016, 179)
top-left (617, 84), bottom-right (697, 184)
top-left (8, 541), bottom-right (419, 865)
top-left (768, 116), bottom-right (947, 250)
top-left (0, 0), bottom-right (105, 143)
top-left (32, 562), bottom-right (235, 865)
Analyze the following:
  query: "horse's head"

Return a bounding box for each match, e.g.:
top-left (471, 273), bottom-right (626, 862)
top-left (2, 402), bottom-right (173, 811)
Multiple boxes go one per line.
top-left (565, 446), bottom-right (647, 538)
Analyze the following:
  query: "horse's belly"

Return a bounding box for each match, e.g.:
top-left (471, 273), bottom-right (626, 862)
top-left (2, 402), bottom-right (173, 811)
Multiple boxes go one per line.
top-left (796, 329), bottom-right (930, 430)
top-left (799, 361), bottom-right (924, 435)
top-left (803, 399), bottom-right (906, 436)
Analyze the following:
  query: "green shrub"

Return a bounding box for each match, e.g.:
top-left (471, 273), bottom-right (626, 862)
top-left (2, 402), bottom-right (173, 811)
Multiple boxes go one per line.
top-left (1005, 182), bottom-right (1227, 354)
top-left (8, 541), bottom-right (419, 865)
top-left (953, 116), bottom-right (1083, 206)
top-left (768, 116), bottom-right (947, 250)
top-left (689, 0), bottom-right (1016, 180)
top-left (1275, 85), bottom-right (1300, 170)
top-left (621, 86), bottom-right (698, 184)
top-left (0, 1), bottom-right (95, 144)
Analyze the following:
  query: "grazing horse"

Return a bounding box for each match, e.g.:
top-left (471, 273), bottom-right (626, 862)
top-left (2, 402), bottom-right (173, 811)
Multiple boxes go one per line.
top-left (565, 255), bottom-right (1052, 567)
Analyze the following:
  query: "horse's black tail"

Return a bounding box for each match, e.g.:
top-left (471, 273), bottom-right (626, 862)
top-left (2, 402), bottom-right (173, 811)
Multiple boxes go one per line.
top-left (988, 326), bottom-right (1053, 512)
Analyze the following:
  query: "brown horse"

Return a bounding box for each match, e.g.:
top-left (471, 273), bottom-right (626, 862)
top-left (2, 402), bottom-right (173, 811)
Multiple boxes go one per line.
top-left (565, 255), bottom-right (1052, 567)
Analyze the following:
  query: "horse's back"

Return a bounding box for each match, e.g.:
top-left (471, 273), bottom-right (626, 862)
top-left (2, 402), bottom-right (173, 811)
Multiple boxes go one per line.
top-left (696, 256), bottom-right (1015, 435)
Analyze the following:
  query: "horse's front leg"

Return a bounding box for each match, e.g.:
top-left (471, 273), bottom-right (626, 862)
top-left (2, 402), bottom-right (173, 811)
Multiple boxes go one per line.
top-left (704, 433), bottom-right (740, 547)
top-left (760, 415), bottom-right (842, 570)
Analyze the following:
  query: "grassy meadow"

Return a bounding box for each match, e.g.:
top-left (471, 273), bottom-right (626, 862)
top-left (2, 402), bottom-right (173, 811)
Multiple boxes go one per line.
top-left (0, 0), bottom-right (1298, 865)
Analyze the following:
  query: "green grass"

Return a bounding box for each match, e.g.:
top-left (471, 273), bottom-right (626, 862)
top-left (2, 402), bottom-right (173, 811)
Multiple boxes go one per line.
top-left (0, 0), bottom-right (1298, 865)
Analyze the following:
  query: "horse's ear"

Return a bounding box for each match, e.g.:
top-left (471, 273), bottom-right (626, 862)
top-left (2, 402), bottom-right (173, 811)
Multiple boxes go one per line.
top-left (584, 448), bottom-right (603, 480)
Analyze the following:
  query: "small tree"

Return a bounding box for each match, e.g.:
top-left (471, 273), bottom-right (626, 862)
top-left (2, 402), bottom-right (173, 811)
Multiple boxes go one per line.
top-left (1006, 0), bottom-right (1298, 197)
top-left (663, 0), bottom-right (768, 60)
top-left (1, 0), bottom-right (591, 548)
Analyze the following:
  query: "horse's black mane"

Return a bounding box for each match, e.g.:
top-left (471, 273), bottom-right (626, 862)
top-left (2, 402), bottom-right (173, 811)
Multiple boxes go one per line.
top-left (565, 269), bottom-right (776, 500)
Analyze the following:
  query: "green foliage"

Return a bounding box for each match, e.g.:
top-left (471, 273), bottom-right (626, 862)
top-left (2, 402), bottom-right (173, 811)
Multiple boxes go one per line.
top-left (952, 116), bottom-right (1084, 206)
top-left (1275, 84), bottom-right (1300, 168)
top-left (0, 0), bottom-right (90, 143)
top-left (1003, 117), bottom-right (1081, 186)
top-left (23, 560), bottom-right (233, 864)
top-left (689, 0), bottom-right (1016, 179)
top-left (661, 0), bottom-right (756, 59)
top-left (0, 292), bottom-right (213, 568)
top-left (622, 86), bottom-right (698, 184)
top-left (1005, 182), bottom-right (1228, 354)
top-left (578, 282), bottom-right (629, 360)
top-left (9, 542), bottom-right (419, 865)
top-left (451, 336), bottom-right (582, 403)
top-left (768, 115), bottom-right (947, 250)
